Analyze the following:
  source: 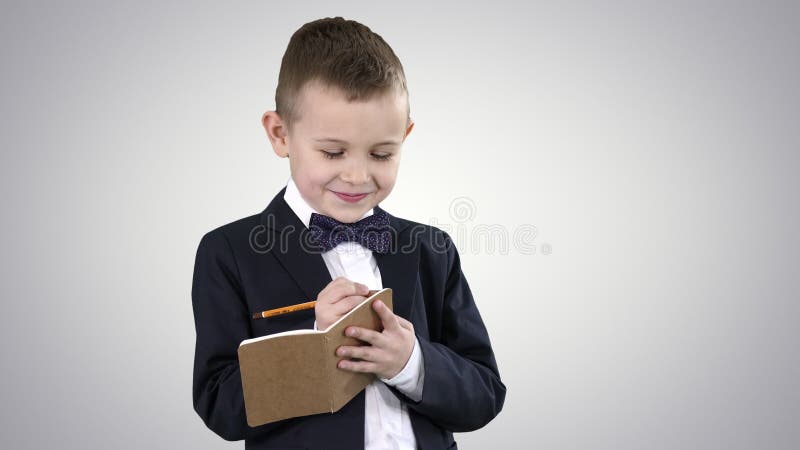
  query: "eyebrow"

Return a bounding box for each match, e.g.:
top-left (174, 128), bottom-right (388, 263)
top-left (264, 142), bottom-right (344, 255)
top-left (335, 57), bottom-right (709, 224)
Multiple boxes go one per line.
top-left (314, 138), bottom-right (400, 146)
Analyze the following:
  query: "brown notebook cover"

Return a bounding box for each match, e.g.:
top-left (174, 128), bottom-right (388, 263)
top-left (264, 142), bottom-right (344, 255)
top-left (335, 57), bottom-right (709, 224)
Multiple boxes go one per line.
top-left (238, 288), bottom-right (393, 427)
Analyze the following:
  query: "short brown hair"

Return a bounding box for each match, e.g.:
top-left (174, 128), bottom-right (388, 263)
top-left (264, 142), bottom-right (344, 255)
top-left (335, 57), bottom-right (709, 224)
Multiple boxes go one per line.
top-left (275, 17), bottom-right (409, 131)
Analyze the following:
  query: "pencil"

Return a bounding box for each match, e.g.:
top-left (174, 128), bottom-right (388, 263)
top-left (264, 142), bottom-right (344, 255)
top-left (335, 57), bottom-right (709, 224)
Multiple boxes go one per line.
top-left (251, 301), bottom-right (316, 319)
top-left (251, 290), bottom-right (380, 320)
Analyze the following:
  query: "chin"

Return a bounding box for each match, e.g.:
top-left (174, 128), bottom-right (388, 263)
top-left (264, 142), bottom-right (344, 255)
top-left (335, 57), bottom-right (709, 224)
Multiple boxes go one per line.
top-left (322, 192), bottom-right (381, 221)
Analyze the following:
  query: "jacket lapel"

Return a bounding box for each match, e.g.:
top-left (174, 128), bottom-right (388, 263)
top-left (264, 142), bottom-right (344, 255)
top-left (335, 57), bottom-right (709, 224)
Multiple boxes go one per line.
top-left (259, 187), bottom-right (332, 300)
top-left (373, 205), bottom-right (419, 323)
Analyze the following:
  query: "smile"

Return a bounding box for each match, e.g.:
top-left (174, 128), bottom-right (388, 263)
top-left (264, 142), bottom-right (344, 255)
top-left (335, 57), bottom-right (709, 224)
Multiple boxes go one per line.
top-left (332, 191), bottom-right (370, 203)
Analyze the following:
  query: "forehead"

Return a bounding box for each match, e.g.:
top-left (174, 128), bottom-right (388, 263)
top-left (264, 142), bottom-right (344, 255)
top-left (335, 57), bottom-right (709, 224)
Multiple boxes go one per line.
top-left (292, 81), bottom-right (408, 143)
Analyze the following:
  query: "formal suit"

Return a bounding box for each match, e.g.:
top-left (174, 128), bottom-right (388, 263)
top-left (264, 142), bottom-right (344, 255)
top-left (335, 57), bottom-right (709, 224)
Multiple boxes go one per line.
top-left (192, 187), bottom-right (506, 449)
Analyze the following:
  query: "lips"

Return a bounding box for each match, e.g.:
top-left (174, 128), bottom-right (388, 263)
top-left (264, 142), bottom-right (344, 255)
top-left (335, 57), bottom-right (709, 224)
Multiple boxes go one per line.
top-left (332, 191), bottom-right (369, 203)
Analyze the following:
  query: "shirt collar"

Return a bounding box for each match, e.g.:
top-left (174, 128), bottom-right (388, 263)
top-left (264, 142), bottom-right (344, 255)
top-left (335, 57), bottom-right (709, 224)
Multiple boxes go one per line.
top-left (283, 177), bottom-right (373, 229)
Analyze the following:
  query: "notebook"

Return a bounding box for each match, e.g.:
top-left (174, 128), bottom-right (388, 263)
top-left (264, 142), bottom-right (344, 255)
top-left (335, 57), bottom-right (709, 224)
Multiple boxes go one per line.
top-left (238, 288), bottom-right (393, 427)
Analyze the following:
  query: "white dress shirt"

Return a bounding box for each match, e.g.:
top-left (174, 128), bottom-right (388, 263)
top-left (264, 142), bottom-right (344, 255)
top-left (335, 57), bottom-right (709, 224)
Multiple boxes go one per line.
top-left (283, 177), bottom-right (424, 449)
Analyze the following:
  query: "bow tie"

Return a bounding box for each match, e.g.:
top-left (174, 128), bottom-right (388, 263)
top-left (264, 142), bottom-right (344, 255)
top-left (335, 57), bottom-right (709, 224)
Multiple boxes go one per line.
top-left (308, 210), bottom-right (392, 253)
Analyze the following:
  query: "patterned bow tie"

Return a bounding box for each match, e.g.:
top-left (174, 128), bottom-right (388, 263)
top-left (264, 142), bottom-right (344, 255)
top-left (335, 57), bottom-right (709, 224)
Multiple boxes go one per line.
top-left (308, 210), bottom-right (392, 253)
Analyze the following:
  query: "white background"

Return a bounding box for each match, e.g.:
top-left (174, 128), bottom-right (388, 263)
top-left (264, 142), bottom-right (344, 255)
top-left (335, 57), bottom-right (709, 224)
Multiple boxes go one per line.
top-left (1, 1), bottom-right (798, 449)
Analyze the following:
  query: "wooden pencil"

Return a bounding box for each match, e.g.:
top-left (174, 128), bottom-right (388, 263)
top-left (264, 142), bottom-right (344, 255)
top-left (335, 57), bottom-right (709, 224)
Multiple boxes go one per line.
top-left (250, 290), bottom-right (380, 319)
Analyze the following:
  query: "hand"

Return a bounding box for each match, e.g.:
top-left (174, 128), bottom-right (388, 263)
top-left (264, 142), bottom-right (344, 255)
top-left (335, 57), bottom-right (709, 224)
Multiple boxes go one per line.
top-left (315, 276), bottom-right (370, 331)
top-left (336, 299), bottom-right (416, 380)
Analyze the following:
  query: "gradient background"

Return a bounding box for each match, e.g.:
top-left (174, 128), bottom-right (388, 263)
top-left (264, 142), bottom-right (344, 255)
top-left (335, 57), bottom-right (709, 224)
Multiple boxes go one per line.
top-left (1, 1), bottom-right (799, 449)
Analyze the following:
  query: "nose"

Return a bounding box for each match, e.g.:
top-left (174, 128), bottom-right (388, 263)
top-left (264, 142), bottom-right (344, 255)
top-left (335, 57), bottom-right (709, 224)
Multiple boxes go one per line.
top-left (340, 156), bottom-right (370, 185)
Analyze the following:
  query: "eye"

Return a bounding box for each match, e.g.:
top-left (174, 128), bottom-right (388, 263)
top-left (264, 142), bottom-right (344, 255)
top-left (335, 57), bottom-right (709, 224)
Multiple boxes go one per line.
top-left (371, 153), bottom-right (392, 161)
top-left (321, 150), bottom-right (343, 159)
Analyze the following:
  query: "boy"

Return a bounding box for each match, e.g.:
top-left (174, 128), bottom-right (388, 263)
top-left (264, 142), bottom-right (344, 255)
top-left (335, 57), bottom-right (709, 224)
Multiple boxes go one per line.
top-left (192, 17), bottom-right (505, 450)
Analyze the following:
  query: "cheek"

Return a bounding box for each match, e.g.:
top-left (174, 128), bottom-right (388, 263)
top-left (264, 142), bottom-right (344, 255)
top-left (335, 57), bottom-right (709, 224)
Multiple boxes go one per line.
top-left (375, 164), bottom-right (399, 190)
top-left (293, 175), bottom-right (327, 200)
top-left (293, 160), bottom-right (336, 188)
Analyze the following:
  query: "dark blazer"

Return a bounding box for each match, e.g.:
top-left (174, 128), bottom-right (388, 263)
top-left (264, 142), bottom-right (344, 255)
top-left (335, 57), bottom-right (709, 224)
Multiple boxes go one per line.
top-left (192, 188), bottom-right (506, 450)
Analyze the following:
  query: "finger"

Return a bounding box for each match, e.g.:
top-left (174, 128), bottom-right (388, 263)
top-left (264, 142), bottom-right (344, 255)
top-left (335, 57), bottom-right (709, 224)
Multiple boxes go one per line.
top-left (330, 281), bottom-right (369, 303)
top-left (354, 282), bottom-right (369, 295)
top-left (316, 287), bottom-right (333, 305)
top-left (327, 283), bottom-right (351, 303)
top-left (319, 276), bottom-right (348, 296)
top-left (333, 295), bottom-right (367, 315)
top-left (373, 299), bottom-right (400, 330)
top-left (344, 326), bottom-right (383, 345)
top-left (319, 276), bottom-right (351, 300)
top-left (337, 344), bottom-right (378, 361)
top-left (337, 358), bottom-right (378, 373)
top-left (337, 279), bottom-right (368, 296)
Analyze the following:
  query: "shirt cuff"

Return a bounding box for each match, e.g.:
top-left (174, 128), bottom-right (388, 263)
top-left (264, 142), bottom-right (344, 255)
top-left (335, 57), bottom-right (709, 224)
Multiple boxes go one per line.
top-left (380, 336), bottom-right (424, 402)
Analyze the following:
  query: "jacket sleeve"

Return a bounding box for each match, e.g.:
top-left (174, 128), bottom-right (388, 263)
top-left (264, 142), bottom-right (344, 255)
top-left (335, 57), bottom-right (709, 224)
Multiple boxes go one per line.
top-left (191, 229), bottom-right (280, 441)
top-left (391, 232), bottom-right (507, 432)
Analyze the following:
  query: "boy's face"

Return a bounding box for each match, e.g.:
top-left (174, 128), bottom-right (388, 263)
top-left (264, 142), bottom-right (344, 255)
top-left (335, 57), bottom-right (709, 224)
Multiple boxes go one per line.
top-left (263, 81), bottom-right (414, 223)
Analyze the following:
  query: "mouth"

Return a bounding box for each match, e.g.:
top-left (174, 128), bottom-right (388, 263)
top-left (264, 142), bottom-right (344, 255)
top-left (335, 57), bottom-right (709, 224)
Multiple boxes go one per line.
top-left (331, 190), bottom-right (370, 203)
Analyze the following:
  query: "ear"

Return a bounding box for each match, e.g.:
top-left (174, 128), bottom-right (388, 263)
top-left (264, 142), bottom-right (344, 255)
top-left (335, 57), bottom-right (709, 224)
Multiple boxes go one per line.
top-left (262, 111), bottom-right (289, 158)
top-left (402, 117), bottom-right (415, 141)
